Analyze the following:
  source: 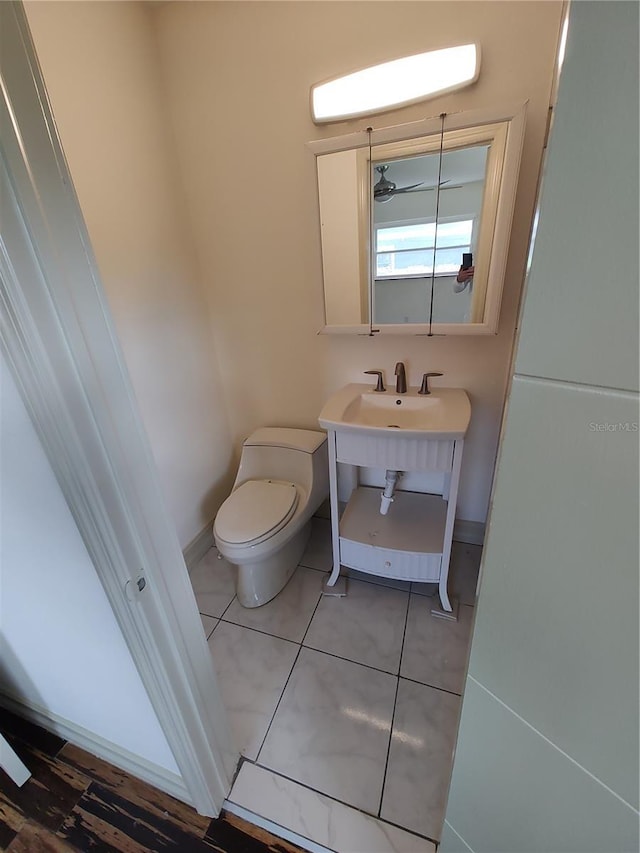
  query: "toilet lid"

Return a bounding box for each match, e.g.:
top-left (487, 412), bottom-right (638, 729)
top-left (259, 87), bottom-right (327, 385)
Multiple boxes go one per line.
top-left (214, 480), bottom-right (299, 546)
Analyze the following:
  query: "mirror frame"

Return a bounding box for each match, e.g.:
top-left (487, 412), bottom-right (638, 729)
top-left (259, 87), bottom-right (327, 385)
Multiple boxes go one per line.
top-left (309, 103), bottom-right (527, 335)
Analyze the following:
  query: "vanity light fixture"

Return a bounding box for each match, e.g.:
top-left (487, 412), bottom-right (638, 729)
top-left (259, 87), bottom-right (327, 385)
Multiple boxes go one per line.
top-left (311, 44), bottom-right (480, 124)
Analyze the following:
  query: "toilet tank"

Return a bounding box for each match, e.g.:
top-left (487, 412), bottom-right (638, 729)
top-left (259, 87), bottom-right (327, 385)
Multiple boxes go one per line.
top-left (235, 428), bottom-right (328, 501)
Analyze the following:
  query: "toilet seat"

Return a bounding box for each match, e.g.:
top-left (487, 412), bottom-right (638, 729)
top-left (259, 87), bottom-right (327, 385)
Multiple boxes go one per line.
top-left (214, 479), bottom-right (299, 547)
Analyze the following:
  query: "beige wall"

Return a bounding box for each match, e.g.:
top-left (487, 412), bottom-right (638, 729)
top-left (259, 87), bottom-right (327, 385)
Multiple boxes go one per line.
top-left (25, 0), bottom-right (234, 547)
top-left (152, 0), bottom-right (564, 522)
top-left (26, 1), bottom-right (564, 529)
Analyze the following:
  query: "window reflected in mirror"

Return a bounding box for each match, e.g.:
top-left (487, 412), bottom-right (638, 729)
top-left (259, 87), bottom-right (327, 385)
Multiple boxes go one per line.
top-left (371, 145), bottom-right (489, 324)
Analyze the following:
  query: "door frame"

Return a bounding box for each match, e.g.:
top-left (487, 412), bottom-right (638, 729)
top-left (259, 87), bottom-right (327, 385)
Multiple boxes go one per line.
top-left (0, 1), bottom-right (237, 815)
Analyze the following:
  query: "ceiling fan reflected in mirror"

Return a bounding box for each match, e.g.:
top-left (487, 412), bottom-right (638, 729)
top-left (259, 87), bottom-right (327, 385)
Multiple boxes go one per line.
top-left (373, 164), bottom-right (452, 203)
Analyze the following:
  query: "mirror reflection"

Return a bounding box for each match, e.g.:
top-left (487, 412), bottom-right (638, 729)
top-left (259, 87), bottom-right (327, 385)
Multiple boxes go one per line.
top-left (371, 146), bottom-right (489, 325)
top-left (314, 109), bottom-right (525, 334)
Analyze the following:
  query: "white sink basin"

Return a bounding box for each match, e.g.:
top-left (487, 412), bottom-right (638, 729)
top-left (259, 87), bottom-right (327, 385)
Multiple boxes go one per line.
top-left (319, 383), bottom-right (471, 439)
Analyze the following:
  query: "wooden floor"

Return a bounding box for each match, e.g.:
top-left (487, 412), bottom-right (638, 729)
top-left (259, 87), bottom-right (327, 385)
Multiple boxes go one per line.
top-left (0, 707), bottom-right (304, 852)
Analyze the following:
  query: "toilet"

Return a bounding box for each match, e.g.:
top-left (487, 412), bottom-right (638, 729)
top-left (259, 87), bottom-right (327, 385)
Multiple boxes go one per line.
top-left (213, 428), bottom-right (329, 608)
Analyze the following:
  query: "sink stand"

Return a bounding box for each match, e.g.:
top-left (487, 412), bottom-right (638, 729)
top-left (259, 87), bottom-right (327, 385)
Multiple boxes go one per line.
top-left (324, 429), bottom-right (464, 613)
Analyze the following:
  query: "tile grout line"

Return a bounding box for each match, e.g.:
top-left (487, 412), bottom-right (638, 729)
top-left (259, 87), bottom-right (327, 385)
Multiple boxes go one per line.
top-left (214, 617), bottom-right (300, 646)
top-left (298, 562), bottom-right (330, 574)
top-left (400, 674), bottom-right (462, 698)
top-left (220, 592), bottom-right (238, 620)
top-left (202, 619), bottom-right (217, 641)
top-left (468, 674), bottom-right (640, 816)
top-left (212, 575), bottom-right (448, 676)
top-left (197, 589), bottom-right (237, 624)
top-left (254, 585), bottom-right (325, 764)
top-left (224, 797), bottom-right (339, 853)
top-left (205, 602), bottom-right (467, 690)
top-left (200, 553), bottom-right (472, 835)
top-left (236, 760), bottom-right (438, 847)
top-left (300, 641), bottom-right (400, 679)
top-left (208, 569), bottom-right (416, 666)
top-left (376, 679), bottom-right (400, 821)
top-left (200, 546), bottom-right (477, 615)
top-left (298, 585), bottom-right (326, 648)
top-left (252, 648), bottom-right (303, 765)
top-left (209, 564), bottom-right (329, 645)
top-left (376, 589), bottom-right (412, 820)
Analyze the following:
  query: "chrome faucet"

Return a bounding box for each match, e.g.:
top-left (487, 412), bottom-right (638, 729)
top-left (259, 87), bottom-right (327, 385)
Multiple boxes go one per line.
top-left (394, 362), bottom-right (407, 394)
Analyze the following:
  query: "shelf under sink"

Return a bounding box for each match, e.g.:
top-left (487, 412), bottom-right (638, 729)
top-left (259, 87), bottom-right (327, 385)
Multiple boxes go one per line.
top-left (340, 486), bottom-right (447, 552)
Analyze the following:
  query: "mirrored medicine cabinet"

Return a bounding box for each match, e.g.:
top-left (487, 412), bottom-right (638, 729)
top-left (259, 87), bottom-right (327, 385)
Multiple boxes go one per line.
top-left (309, 104), bottom-right (527, 335)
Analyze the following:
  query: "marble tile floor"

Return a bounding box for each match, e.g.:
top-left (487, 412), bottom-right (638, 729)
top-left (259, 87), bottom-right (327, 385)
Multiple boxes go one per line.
top-left (191, 518), bottom-right (481, 849)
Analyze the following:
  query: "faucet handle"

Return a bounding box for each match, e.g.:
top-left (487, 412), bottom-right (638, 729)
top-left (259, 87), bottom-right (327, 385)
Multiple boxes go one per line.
top-left (364, 370), bottom-right (385, 392)
top-left (418, 372), bottom-right (443, 396)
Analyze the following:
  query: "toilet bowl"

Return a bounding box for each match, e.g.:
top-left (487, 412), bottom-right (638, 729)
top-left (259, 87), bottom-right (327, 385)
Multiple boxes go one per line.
top-left (213, 428), bottom-right (329, 608)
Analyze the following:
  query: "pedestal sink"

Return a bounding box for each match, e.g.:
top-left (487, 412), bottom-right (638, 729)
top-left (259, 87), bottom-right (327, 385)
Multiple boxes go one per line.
top-left (319, 384), bottom-right (470, 439)
top-left (318, 383), bottom-right (471, 615)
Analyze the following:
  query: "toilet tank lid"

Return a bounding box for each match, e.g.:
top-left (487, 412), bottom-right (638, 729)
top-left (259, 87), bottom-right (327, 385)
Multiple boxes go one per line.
top-left (244, 428), bottom-right (326, 453)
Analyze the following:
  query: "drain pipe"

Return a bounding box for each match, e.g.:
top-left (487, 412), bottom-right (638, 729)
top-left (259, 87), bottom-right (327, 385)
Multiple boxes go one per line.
top-left (380, 470), bottom-right (402, 515)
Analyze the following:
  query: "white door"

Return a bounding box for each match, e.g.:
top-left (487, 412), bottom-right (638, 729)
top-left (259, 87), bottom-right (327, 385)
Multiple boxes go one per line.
top-left (0, 1), bottom-right (238, 815)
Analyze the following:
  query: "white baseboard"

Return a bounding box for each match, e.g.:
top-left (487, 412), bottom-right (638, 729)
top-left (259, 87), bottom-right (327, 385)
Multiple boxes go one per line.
top-left (453, 519), bottom-right (485, 546)
top-left (0, 690), bottom-right (191, 805)
top-left (183, 522), bottom-right (215, 572)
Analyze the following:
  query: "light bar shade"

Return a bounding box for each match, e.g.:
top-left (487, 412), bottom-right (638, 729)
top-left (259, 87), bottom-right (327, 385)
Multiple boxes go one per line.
top-left (311, 44), bottom-right (480, 123)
